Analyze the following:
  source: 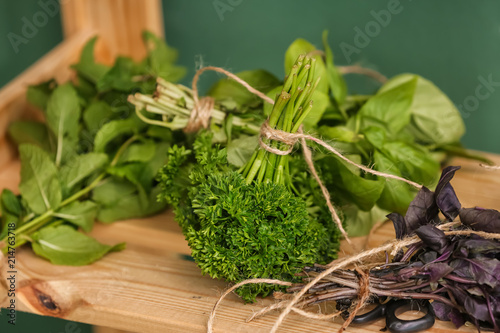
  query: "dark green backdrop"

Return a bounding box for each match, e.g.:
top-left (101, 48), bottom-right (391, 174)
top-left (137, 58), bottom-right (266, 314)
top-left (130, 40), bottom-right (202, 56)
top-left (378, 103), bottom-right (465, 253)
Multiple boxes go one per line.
top-left (0, 0), bottom-right (499, 331)
top-left (1, 1), bottom-right (499, 153)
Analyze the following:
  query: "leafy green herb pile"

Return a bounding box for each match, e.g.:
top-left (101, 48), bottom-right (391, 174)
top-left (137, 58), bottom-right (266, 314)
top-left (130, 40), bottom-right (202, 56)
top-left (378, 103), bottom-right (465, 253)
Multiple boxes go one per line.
top-left (289, 166), bottom-right (500, 331)
top-left (134, 30), bottom-right (488, 238)
top-left (157, 56), bottom-right (341, 302)
top-left (0, 32), bottom-right (186, 265)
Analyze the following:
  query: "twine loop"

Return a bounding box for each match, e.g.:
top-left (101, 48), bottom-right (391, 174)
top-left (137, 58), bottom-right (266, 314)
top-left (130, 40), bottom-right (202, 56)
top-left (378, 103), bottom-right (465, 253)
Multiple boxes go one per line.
top-left (184, 96), bottom-right (215, 133)
top-left (258, 121), bottom-right (299, 156)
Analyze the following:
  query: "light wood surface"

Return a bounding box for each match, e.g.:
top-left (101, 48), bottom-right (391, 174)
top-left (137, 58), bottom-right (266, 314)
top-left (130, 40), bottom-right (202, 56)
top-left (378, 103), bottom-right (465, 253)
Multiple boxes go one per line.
top-left (1, 154), bottom-right (499, 333)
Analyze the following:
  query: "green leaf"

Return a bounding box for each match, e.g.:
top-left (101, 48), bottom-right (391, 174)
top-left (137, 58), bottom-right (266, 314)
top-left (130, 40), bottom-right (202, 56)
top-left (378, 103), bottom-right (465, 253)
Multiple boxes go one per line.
top-left (208, 70), bottom-right (280, 110)
top-left (374, 150), bottom-right (416, 214)
top-left (319, 125), bottom-right (360, 143)
top-left (118, 139), bottom-right (156, 163)
top-left (322, 30), bottom-right (347, 105)
top-left (54, 201), bottom-right (97, 232)
top-left (381, 141), bottom-right (440, 186)
top-left (46, 83), bottom-right (81, 166)
top-left (320, 155), bottom-right (385, 211)
top-left (96, 57), bottom-right (141, 92)
top-left (96, 185), bottom-right (166, 223)
top-left (302, 90), bottom-right (331, 128)
top-left (143, 31), bottom-right (186, 82)
top-left (94, 117), bottom-right (139, 153)
top-left (31, 225), bottom-right (125, 266)
top-left (83, 101), bottom-right (114, 133)
top-left (227, 135), bottom-right (258, 167)
top-left (358, 77), bottom-right (417, 135)
top-left (72, 37), bottom-right (110, 83)
top-left (379, 74), bottom-right (465, 145)
top-left (107, 163), bottom-right (150, 206)
top-left (18, 144), bottom-right (62, 215)
top-left (284, 38), bottom-right (328, 93)
top-left (26, 79), bottom-right (57, 111)
top-left (363, 126), bottom-right (386, 149)
top-left (93, 179), bottom-right (137, 207)
top-left (343, 204), bottom-right (389, 237)
top-left (60, 153), bottom-right (108, 194)
top-left (8, 121), bottom-right (54, 153)
top-left (1, 189), bottom-right (22, 216)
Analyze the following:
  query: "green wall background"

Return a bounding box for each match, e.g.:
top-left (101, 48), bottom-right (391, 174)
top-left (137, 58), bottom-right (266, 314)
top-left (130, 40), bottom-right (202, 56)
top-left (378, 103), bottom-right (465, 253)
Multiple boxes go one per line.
top-left (1, 0), bottom-right (499, 153)
top-left (0, 0), bottom-right (498, 331)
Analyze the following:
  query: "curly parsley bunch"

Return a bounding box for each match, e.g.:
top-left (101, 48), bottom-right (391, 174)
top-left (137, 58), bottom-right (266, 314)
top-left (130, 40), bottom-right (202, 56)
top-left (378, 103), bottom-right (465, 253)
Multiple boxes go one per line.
top-left (158, 56), bottom-right (341, 302)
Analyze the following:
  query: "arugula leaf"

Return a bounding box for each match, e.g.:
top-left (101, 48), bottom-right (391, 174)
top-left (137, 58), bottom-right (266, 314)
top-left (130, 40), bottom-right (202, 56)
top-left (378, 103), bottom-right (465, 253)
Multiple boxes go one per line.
top-left (59, 153), bottom-right (108, 195)
top-left (284, 38), bottom-right (328, 93)
top-left (97, 57), bottom-right (143, 92)
top-left (322, 30), bottom-right (347, 106)
top-left (31, 225), bottom-right (125, 265)
top-left (143, 31), bottom-right (186, 82)
top-left (8, 121), bottom-right (54, 153)
top-left (208, 70), bottom-right (280, 111)
top-left (54, 201), bottom-right (97, 232)
top-left (26, 79), bottom-right (57, 111)
top-left (358, 77), bottom-right (417, 135)
top-left (46, 83), bottom-right (81, 166)
top-left (18, 144), bottom-right (62, 215)
top-left (379, 74), bottom-right (465, 145)
top-left (71, 37), bottom-right (110, 83)
top-left (83, 100), bottom-right (115, 133)
top-left (117, 139), bottom-right (156, 163)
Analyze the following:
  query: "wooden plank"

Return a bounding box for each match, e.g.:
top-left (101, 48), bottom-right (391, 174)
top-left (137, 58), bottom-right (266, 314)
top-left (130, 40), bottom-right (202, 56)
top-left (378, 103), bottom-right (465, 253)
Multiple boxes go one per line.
top-left (60, 0), bottom-right (164, 64)
top-left (1, 154), bottom-right (499, 332)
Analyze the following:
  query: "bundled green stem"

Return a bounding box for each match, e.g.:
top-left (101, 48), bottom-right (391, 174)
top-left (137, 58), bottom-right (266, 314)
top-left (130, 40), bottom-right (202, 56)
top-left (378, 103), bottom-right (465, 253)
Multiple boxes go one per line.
top-left (242, 55), bottom-right (319, 186)
top-left (129, 78), bottom-right (260, 134)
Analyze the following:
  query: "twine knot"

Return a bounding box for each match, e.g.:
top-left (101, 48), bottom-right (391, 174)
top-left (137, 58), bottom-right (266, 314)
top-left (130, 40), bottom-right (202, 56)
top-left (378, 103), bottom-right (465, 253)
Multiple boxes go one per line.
top-left (184, 96), bottom-right (215, 133)
top-left (258, 121), bottom-right (300, 156)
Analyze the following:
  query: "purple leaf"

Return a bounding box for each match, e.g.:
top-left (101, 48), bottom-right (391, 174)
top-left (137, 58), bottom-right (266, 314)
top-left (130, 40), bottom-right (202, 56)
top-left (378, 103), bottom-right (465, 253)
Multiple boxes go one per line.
top-left (405, 186), bottom-right (439, 234)
top-left (456, 236), bottom-right (500, 256)
top-left (435, 166), bottom-right (461, 221)
top-left (422, 262), bottom-right (454, 282)
top-left (415, 224), bottom-right (448, 253)
top-left (432, 301), bottom-right (466, 328)
top-left (460, 207), bottom-right (500, 233)
top-left (387, 212), bottom-right (406, 239)
top-left (464, 296), bottom-right (491, 322)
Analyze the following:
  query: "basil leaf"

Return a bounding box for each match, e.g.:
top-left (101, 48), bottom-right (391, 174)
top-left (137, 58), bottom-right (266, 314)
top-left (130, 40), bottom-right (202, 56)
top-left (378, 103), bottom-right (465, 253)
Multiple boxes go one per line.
top-left (320, 155), bottom-right (385, 211)
top-left (358, 77), bottom-right (417, 135)
top-left (31, 225), bottom-right (124, 266)
top-left (322, 30), bottom-right (347, 105)
top-left (380, 74), bottom-right (465, 145)
top-left (284, 38), bottom-right (328, 93)
top-left (227, 135), bottom-right (258, 167)
top-left (8, 121), bottom-right (54, 153)
top-left (18, 144), bottom-right (62, 215)
top-left (208, 70), bottom-right (280, 111)
top-left (143, 31), bottom-right (186, 82)
top-left (374, 150), bottom-right (416, 214)
top-left (318, 125), bottom-right (360, 143)
top-left (381, 141), bottom-right (440, 186)
top-left (54, 201), bottom-right (97, 232)
top-left (46, 83), bottom-right (81, 166)
top-left (83, 101), bottom-right (114, 133)
top-left (60, 153), bottom-right (108, 195)
top-left (343, 204), bottom-right (389, 237)
top-left (26, 79), bottom-right (57, 111)
top-left (71, 36), bottom-right (110, 83)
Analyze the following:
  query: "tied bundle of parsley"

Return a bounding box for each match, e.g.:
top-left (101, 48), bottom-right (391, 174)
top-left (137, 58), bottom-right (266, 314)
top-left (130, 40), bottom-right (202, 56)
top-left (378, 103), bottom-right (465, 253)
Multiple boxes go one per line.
top-left (0, 32), bottom-right (186, 265)
top-left (158, 55), bottom-right (342, 302)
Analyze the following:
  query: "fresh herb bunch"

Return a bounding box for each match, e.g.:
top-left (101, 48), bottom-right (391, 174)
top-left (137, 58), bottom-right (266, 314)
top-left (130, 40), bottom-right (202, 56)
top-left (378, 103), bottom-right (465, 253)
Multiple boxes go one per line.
top-left (290, 166), bottom-right (500, 331)
top-left (157, 56), bottom-right (341, 302)
top-left (0, 32), bottom-right (185, 265)
top-left (271, 31), bottom-right (491, 237)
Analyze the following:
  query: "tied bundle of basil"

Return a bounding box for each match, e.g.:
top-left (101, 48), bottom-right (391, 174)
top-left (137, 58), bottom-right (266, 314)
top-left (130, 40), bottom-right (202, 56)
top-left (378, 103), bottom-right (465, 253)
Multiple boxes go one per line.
top-left (0, 32), bottom-right (186, 265)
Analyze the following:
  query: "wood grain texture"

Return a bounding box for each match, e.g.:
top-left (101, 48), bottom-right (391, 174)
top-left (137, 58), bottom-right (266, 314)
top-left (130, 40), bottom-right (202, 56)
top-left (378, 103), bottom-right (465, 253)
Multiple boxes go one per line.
top-left (1, 154), bottom-right (499, 332)
top-left (60, 0), bottom-right (164, 64)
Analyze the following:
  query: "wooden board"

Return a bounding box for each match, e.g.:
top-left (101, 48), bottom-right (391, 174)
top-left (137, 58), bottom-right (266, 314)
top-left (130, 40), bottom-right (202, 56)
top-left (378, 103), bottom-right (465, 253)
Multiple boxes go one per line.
top-left (1, 154), bottom-right (499, 333)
